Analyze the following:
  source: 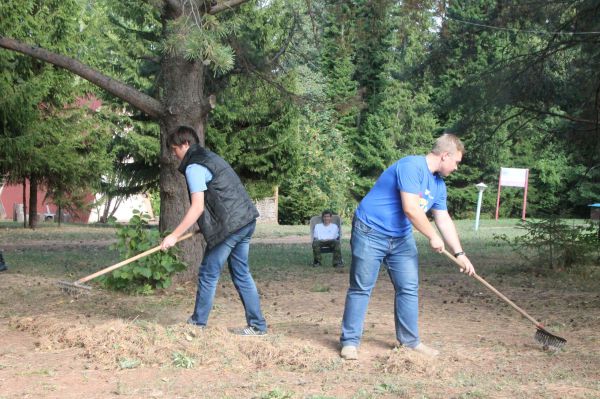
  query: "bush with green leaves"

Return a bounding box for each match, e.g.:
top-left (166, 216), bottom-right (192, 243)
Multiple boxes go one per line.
top-left (100, 210), bottom-right (187, 294)
top-left (494, 217), bottom-right (599, 270)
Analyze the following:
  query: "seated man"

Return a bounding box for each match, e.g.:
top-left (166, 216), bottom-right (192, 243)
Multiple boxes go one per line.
top-left (312, 210), bottom-right (343, 267)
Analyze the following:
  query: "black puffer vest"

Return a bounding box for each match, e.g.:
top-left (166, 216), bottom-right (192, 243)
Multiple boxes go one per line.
top-left (178, 144), bottom-right (259, 249)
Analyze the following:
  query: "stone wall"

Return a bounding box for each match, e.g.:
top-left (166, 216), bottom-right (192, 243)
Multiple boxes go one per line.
top-left (255, 187), bottom-right (278, 224)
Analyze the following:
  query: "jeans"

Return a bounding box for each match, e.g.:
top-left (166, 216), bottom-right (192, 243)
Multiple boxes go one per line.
top-left (189, 220), bottom-right (267, 332)
top-left (340, 218), bottom-right (420, 348)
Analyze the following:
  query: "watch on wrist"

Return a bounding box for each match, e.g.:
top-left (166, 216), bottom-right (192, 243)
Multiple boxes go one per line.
top-left (454, 251), bottom-right (465, 258)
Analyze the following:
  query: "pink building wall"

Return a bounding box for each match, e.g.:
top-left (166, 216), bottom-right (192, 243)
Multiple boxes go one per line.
top-left (0, 180), bottom-right (91, 223)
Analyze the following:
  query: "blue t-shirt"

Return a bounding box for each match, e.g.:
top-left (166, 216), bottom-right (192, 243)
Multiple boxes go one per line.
top-left (185, 164), bottom-right (213, 193)
top-left (354, 155), bottom-right (447, 237)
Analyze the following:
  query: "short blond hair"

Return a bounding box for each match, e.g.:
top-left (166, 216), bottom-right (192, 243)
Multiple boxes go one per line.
top-left (431, 133), bottom-right (464, 155)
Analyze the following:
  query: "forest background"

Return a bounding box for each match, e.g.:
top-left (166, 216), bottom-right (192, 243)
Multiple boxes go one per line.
top-left (1, 0), bottom-right (599, 228)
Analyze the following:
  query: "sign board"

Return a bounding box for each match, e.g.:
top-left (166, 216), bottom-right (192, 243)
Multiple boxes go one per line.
top-left (495, 167), bottom-right (530, 220)
top-left (499, 168), bottom-right (528, 188)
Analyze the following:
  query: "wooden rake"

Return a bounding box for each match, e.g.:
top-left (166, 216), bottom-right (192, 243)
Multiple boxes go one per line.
top-left (57, 231), bottom-right (197, 295)
top-left (442, 249), bottom-right (566, 351)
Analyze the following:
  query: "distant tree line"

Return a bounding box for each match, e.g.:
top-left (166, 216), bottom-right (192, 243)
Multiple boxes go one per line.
top-left (1, 0), bottom-right (598, 233)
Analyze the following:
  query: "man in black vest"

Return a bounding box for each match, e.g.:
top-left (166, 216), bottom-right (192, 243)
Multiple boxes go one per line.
top-left (160, 126), bottom-right (267, 336)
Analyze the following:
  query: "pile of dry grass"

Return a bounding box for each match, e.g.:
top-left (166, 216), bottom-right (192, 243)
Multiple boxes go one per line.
top-left (237, 335), bottom-right (322, 370)
top-left (377, 347), bottom-right (438, 375)
top-left (9, 316), bottom-right (332, 371)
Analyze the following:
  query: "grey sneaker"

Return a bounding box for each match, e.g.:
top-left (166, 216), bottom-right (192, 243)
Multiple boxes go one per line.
top-left (409, 343), bottom-right (439, 357)
top-left (229, 326), bottom-right (267, 336)
top-left (340, 345), bottom-right (358, 360)
top-left (186, 317), bottom-right (205, 330)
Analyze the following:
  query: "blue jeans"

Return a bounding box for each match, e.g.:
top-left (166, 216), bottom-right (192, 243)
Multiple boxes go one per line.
top-left (189, 220), bottom-right (267, 332)
top-left (340, 218), bottom-right (420, 348)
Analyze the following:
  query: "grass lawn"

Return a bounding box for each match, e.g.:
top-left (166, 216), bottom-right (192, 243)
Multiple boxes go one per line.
top-left (0, 218), bottom-right (598, 398)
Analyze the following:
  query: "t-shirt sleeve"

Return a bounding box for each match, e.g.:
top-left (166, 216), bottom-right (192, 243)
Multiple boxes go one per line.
top-left (396, 161), bottom-right (423, 194)
top-left (432, 181), bottom-right (448, 210)
top-left (313, 223), bottom-right (322, 240)
top-left (185, 164), bottom-right (212, 193)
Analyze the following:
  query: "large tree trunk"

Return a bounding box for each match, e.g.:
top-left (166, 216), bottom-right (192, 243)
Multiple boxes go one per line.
top-left (28, 176), bottom-right (38, 229)
top-left (158, 55), bottom-right (208, 280)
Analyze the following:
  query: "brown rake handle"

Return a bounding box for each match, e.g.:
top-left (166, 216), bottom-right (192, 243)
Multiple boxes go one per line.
top-left (441, 249), bottom-right (543, 328)
top-left (75, 231), bottom-right (197, 285)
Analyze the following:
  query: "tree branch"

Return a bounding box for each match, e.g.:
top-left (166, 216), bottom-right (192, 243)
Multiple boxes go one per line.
top-left (209, 0), bottom-right (249, 15)
top-left (516, 105), bottom-right (599, 126)
top-left (0, 36), bottom-right (165, 118)
top-left (267, 14), bottom-right (298, 66)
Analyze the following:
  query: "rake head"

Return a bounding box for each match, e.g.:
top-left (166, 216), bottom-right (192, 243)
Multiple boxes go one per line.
top-left (535, 327), bottom-right (566, 351)
top-left (57, 280), bottom-right (92, 297)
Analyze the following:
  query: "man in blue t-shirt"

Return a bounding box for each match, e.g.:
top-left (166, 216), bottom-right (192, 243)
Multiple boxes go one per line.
top-left (339, 133), bottom-right (475, 361)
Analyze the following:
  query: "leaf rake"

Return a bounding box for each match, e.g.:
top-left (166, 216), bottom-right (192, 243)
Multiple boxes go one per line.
top-left (58, 231), bottom-right (197, 296)
top-left (442, 249), bottom-right (566, 351)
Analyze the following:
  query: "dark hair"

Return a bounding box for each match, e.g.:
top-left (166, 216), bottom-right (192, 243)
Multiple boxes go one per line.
top-left (321, 209), bottom-right (333, 218)
top-left (167, 126), bottom-right (200, 147)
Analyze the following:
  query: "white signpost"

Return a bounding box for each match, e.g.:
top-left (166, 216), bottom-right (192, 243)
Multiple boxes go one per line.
top-left (495, 167), bottom-right (529, 220)
top-left (475, 182), bottom-right (487, 231)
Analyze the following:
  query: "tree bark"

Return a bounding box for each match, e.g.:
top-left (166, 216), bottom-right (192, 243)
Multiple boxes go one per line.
top-left (28, 176), bottom-right (38, 229)
top-left (158, 55), bottom-right (208, 277)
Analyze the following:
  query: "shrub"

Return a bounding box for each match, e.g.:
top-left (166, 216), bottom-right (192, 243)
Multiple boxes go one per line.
top-left (99, 210), bottom-right (187, 294)
top-left (494, 217), bottom-right (599, 270)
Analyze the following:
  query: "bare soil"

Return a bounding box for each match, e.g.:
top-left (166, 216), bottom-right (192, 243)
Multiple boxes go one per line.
top-left (0, 237), bottom-right (599, 398)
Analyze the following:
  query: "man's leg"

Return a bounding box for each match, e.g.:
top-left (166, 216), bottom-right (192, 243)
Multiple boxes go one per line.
top-left (386, 234), bottom-right (420, 348)
top-left (227, 220), bottom-right (267, 332)
top-left (340, 219), bottom-right (388, 349)
top-left (331, 240), bottom-right (343, 266)
top-left (189, 236), bottom-right (234, 326)
top-left (312, 240), bottom-right (323, 266)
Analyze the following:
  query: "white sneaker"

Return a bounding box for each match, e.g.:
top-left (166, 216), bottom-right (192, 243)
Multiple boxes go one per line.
top-left (340, 345), bottom-right (358, 360)
top-left (410, 343), bottom-right (439, 357)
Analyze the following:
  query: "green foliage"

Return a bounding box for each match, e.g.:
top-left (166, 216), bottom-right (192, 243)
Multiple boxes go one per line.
top-left (171, 351), bottom-right (195, 369)
top-left (259, 389), bottom-right (293, 399)
top-left (278, 110), bottom-right (355, 225)
top-left (494, 218), bottom-right (599, 270)
top-left (162, 13), bottom-right (237, 75)
top-left (0, 0), bottom-right (113, 223)
top-left (206, 73), bottom-right (303, 198)
top-left (118, 357), bottom-right (141, 370)
top-left (100, 211), bottom-right (187, 294)
top-left (426, 0), bottom-right (600, 218)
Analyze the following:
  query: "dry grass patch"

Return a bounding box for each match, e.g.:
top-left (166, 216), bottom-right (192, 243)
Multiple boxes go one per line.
top-left (9, 316), bottom-right (334, 372)
top-left (376, 346), bottom-right (454, 378)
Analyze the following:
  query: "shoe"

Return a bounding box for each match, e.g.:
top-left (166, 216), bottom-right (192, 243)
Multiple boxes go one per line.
top-left (333, 261), bottom-right (344, 268)
top-left (229, 326), bottom-right (267, 336)
top-left (186, 317), bottom-right (205, 330)
top-left (340, 345), bottom-right (358, 360)
top-left (312, 261), bottom-right (321, 267)
top-left (409, 343), bottom-right (439, 357)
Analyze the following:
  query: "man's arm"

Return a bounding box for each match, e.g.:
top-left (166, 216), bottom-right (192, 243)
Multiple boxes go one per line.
top-left (160, 191), bottom-right (204, 250)
top-left (431, 209), bottom-right (475, 275)
top-left (400, 191), bottom-right (444, 252)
